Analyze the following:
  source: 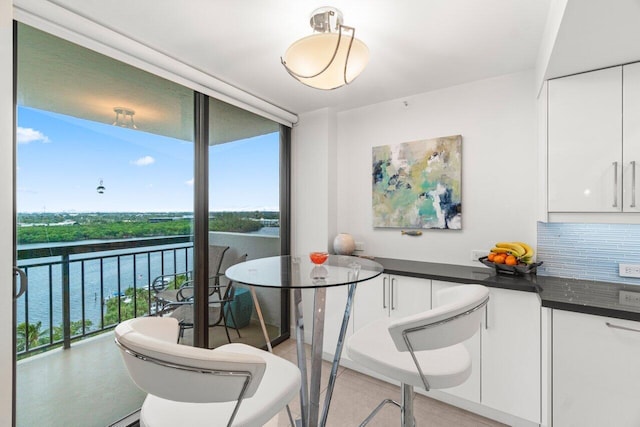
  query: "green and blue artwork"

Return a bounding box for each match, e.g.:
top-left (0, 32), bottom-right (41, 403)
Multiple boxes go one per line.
top-left (372, 135), bottom-right (462, 229)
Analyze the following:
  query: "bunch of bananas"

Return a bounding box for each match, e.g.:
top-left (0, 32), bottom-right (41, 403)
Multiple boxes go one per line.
top-left (489, 242), bottom-right (535, 265)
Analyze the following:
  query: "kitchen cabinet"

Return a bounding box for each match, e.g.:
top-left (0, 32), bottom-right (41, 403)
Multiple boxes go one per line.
top-left (553, 310), bottom-right (640, 427)
top-left (353, 274), bottom-right (431, 331)
top-left (548, 66), bottom-right (622, 212)
top-left (623, 62), bottom-right (640, 212)
top-left (548, 63), bottom-right (640, 213)
top-left (321, 274), bottom-right (431, 362)
top-left (481, 287), bottom-right (540, 423)
top-left (432, 282), bottom-right (540, 423)
top-left (431, 280), bottom-right (481, 403)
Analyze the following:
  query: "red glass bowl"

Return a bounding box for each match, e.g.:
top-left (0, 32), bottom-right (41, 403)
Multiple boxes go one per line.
top-left (309, 252), bottom-right (329, 265)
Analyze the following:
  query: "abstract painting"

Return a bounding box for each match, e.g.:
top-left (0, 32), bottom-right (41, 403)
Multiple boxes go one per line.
top-left (372, 135), bottom-right (462, 229)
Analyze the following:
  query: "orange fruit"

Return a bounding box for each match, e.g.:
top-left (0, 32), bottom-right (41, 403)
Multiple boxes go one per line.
top-left (505, 255), bottom-right (517, 266)
top-left (487, 252), bottom-right (496, 262)
top-left (493, 254), bottom-right (506, 264)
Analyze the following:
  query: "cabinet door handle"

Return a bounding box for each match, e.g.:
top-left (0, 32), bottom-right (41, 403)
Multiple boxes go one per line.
top-left (391, 278), bottom-right (396, 310)
top-left (631, 161), bottom-right (637, 208)
top-left (613, 161), bottom-right (619, 208)
top-left (485, 303), bottom-right (489, 330)
top-left (382, 277), bottom-right (387, 309)
top-left (606, 321), bottom-right (640, 333)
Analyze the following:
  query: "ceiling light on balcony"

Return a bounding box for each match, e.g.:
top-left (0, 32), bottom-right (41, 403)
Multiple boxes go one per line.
top-left (113, 107), bottom-right (137, 129)
top-left (281, 7), bottom-right (369, 90)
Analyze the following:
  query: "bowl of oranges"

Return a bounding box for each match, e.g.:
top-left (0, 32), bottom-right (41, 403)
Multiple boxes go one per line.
top-left (479, 241), bottom-right (542, 275)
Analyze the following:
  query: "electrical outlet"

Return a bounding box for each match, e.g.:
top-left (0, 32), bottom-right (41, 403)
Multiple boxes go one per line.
top-left (354, 241), bottom-right (365, 252)
top-left (619, 263), bottom-right (640, 278)
top-left (619, 290), bottom-right (640, 308)
top-left (471, 250), bottom-right (489, 261)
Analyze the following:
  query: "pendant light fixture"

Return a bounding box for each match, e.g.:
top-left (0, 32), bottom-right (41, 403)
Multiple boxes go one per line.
top-left (96, 179), bottom-right (105, 194)
top-left (112, 107), bottom-right (137, 129)
top-left (281, 7), bottom-right (369, 90)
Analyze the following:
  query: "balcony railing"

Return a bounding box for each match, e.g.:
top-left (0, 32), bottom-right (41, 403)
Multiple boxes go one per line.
top-left (16, 236), bottom-right (193, 356)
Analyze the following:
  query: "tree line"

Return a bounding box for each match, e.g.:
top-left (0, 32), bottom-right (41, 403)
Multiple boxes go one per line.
top-left (16, 211), bottom-right (278, 244)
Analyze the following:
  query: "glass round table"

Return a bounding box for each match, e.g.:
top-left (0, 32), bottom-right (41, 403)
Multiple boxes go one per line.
top-left (225, 255), bottom-right (383, 427)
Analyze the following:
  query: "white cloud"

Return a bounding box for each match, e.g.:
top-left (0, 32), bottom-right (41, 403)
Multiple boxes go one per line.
top-left (131, 155), bottom-right (155, 166)
top-left (185, 178), bottom-right (194, 186)
top-left (17, 127), bottom-right (50, 144)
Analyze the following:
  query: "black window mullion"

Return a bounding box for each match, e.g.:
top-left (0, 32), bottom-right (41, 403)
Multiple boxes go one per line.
top-left (193, 92), bottom-right (209, 348)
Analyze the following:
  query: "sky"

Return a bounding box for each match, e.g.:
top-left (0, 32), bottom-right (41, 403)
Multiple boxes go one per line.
top-left (16, 106), bottom-right (280, 213)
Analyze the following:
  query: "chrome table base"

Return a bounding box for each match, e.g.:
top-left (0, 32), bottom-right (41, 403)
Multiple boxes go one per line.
top-left (292, 283), bottom-right (357, 427)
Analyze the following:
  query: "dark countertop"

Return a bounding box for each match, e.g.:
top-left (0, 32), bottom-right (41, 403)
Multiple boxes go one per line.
top-left (373, 257), bottom-right (640, 322)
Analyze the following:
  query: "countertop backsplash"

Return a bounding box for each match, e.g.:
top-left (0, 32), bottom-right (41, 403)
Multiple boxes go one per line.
top-left (537, 221), bottom-right (640, 286)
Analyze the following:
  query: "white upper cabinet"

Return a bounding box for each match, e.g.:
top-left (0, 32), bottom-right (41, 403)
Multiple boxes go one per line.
top-left (548, 66), bottom-right (623, 212)
top-left (623, 62), bottom-right (640, 212)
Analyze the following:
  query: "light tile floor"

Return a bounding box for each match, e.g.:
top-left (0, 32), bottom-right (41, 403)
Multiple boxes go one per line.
top-left (266, 339), bottom-right (507, 427)
top-left (17, 330), bottom-right (507, 426)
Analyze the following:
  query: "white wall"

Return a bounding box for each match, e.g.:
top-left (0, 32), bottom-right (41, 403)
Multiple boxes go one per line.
top-left (291, 108), bottom-right (338, 256)
top-left (0, 0), bottom-right (12, 425)
top-left (334, 70), bottom-right (538, 266)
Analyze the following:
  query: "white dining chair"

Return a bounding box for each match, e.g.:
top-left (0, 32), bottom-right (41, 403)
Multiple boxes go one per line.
top-left (115, 316), bottom-right (301, 427)
top-left (347, 284), bottom-right (489, 427)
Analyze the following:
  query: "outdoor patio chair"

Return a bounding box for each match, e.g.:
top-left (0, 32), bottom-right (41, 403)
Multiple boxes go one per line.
top-left (156, 253), bottom-right (248, 345)
top-left (152, 245), bottom-right (230, 308)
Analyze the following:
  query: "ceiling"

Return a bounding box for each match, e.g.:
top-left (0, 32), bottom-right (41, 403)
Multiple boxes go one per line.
top-left (35, 0), bottom-right (552, 115)
top-left (14, 0), bottom-right (640, 128)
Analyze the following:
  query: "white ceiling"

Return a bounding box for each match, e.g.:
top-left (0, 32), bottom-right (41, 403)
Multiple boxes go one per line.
top-left (41, 0), bottom-right (552, 115)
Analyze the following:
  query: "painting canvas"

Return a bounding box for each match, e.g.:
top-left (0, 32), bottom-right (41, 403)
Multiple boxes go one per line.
top-left (372, 135), bottom-right (462, 229)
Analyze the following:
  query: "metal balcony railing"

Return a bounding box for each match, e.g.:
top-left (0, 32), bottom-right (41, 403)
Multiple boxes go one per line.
top-left (16, 236), bottom-right (193, 356)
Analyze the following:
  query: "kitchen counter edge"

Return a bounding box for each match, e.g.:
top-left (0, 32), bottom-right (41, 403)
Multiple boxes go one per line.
top-left (373, 257), bottom-right (640, 322)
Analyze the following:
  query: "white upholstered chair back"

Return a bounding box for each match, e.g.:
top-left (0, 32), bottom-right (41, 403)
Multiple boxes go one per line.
top-left (388, 284), bottom-right (489, 352)
top-left (115, 317), bottom-right (266, 403)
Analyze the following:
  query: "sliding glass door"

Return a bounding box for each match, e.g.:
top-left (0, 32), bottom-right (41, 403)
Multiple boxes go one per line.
top-left (15, 23), bottom-right (195, 426)
top-left (14, 22), bottom-right (291, 427)
top-left (207, 98), bottom-right (289, 349)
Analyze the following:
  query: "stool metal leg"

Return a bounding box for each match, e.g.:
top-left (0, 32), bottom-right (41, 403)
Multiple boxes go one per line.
top-left (401, 384), bottom-right (415, 427)
top-left (358, 383), bottom-right (416, 427)
top-left (359, 399), bottom-right (400, 427)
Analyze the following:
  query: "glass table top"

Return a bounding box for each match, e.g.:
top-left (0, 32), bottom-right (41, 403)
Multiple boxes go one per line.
top-left (225, 255), bottom-right (383, 289)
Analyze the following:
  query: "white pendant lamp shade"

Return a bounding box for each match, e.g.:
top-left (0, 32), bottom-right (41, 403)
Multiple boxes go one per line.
top-left (282, 7), bottom-right (369, 90)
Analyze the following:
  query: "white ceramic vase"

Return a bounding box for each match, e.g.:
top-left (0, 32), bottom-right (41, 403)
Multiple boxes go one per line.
top-left (333, 233), bottom-right (356, 255)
